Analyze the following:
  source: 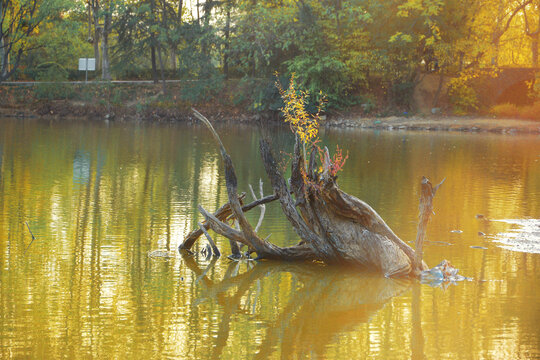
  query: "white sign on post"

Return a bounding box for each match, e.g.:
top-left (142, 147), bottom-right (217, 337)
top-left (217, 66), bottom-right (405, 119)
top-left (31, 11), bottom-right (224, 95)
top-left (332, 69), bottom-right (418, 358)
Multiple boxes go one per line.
top-left (78, 58), bottom-right (96, 71)
top-left (78, 58), bottom-right (96, 82)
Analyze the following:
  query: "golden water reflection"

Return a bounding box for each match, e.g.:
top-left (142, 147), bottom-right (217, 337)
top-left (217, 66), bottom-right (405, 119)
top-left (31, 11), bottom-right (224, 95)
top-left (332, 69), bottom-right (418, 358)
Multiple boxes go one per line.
top-left (0, 119), bottom-right (538, 359)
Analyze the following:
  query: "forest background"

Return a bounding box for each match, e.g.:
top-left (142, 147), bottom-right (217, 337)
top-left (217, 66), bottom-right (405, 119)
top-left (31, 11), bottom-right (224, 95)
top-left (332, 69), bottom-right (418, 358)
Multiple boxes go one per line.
top-left (1, 0), bottom-right (540, 118)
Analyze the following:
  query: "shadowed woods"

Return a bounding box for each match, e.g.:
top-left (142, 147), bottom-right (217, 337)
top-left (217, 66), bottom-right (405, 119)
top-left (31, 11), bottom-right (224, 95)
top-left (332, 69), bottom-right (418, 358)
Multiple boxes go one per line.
top-left (180, 110), bottom-right (443, 278)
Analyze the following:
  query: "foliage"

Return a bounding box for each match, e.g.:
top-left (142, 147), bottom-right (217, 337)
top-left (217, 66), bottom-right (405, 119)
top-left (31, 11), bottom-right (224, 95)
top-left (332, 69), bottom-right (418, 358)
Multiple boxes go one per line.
top-left (390, 81), bottom-right (416, 110)
top-left (277, 74), bottom-right (348, 179)
top-left (528, 73), bottom-right (540, 100)
top-left (28, 15), bottom-right (91, 77)
top-left (520, 102), bottom-right (540, 120)
top-left (325, 145), bottom-right (349, 177)
top-left (286, 54), bottom-right (348, 109)
top-left (447, 77), bottom-right (478, 115)
top-left (3, 0), bottom-right (540, 111)
top-left (240, 76), bottom-right (283, 111)
top-left (489, 103), bottom-right (519, 118)
top-left (359, 95), bottom-right (376, 114)
top-left (33, 62), bottom-right (73, 99)
top-left (276, 73), bottom-right (325, 144)
top-left (490, 102), bottom-right (540, 120)
top-left (0, 0), bottom-right (68, 81)
top-left (179, 76), bottom-right (225, 103)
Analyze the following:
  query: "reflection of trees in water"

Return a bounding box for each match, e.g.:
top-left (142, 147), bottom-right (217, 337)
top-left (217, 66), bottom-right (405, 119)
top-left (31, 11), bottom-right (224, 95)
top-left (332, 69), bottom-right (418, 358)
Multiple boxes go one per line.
top-left (73, 150), bottom-right (91, 185)
top-left (1, 122), bottom-right (538, 358)
top-left (183, 255), bottom-right (412, 359)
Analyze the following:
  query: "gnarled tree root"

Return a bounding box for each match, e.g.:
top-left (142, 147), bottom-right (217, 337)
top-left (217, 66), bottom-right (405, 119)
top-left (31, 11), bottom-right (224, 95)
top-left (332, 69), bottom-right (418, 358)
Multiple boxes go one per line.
top-left (183, 109), bottom-right (442, 278)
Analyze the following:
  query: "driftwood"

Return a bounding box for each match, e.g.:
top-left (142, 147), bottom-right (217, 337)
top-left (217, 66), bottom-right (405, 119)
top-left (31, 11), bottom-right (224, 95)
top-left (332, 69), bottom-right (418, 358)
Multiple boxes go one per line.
top-left (184, 109), bottom-right (441, 277)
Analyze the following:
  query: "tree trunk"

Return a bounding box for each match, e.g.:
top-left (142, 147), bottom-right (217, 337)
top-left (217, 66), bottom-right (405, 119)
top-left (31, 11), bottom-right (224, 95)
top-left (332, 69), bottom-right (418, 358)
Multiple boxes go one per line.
top-left (532, 36), bottom-right (539, 68)
top-left (178, 0), bottom-right (183, 23)
top-left (223, 6), bottom-right (231, 79)
top-left (150, 0), bottom-right (159, 83)
top-left (0, 0), bottom-right (46, 82)
top-left (170, 0), bottom-right (183, 73)
top-left (101, 9), bottom-right (111, 80)
top-left (522, 3), bottom-right (540, 68)
top-left (334, 0), bottom-right (342, 46)
top-left (184, 111), bottom-right (437, 278)
top-left (151, 45), bottom-right (158, 83)
top-left (158, 0), bottom-right (168, 93)
top-left (171, 50), bottom-right (177, 72)
top-left (1, 1), bottom-right (5, 79)
top-left (535, 13), bottom-right (540, 68)
top-left (87, 4), bottom-right (92, 42)
top-left (157, 45), bottom-right (167, 94)
top-left (432, 70), bottom-right (445, 108)
top-left (92, 4), bottom-right (100, 71)
top-left (492, 39), bottom-right (499, 66)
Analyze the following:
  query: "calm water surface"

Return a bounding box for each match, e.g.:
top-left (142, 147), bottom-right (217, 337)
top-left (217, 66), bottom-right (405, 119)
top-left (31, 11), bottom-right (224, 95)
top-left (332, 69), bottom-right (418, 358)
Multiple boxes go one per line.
top-left (0, 119), bottom-right (539, 359)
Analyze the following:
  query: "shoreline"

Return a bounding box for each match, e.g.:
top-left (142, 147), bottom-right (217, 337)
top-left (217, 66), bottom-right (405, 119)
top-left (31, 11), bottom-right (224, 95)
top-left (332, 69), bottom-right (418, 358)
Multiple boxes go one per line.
top-left (323, 115), bottom-right (540, 135)
top-left (1, 106), bottom-right (539, 135)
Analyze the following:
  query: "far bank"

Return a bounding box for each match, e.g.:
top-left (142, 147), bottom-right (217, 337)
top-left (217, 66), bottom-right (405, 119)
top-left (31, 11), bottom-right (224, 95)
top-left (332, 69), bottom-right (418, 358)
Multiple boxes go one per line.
top-left (1, 80), bottom-right (539, 135)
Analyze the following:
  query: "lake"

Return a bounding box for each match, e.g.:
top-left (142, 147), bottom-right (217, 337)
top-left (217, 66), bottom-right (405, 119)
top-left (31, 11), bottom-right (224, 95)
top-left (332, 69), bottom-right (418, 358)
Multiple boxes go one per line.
top-left (0, 118), bottom-right (539, 359)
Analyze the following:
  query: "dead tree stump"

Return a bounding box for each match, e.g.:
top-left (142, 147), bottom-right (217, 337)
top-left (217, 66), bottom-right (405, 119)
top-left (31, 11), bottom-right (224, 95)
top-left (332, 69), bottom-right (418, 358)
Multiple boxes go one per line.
top-left (183, 110), bottom-right (442, 278)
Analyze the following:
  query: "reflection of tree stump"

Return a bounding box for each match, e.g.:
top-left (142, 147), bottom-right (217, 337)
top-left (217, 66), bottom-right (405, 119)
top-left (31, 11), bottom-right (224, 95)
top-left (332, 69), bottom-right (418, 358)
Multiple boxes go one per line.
top-left (183, 257), bottom-right (411, 359)
top-left (182, 110), bottom-right (442, 278)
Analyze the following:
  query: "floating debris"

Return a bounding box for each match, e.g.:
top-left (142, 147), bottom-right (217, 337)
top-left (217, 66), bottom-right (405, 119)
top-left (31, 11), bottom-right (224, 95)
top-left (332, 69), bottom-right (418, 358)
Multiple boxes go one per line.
top-left (470, 246), bottom-right (488, 250)
top-left (148, 250), bottom-right (176, 259)
top-left (227, 251), bottom-right (256, 262)
top-left (425, 240), bottom-right (453, 246)
top-left (450, 230), bottom-right (463, 234)
top-left (420, 260), bottom-right (470, 288)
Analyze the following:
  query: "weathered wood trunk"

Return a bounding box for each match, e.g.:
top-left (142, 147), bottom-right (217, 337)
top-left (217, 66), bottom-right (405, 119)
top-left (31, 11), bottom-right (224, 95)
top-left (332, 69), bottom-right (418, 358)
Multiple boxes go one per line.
top-left (260, 136), bottom-right (429, 277)
top-left (182, 110), bottom-right (440, 278)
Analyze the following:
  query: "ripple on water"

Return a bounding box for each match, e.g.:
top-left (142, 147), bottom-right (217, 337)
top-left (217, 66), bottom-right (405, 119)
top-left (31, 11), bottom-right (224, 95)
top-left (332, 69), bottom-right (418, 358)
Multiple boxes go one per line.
top-left (489, 219), bottom-right (540, 253)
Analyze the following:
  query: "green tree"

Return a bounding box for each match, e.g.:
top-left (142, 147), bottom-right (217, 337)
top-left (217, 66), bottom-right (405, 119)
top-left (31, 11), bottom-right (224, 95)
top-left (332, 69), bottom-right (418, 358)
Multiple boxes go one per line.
top-left (1, 0), bottom-right (66, 81)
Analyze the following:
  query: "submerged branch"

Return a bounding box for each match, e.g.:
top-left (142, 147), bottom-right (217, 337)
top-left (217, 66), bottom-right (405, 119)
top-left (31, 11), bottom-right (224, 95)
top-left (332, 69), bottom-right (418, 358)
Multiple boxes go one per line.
top-left (414, 177), bottom-right (445, 272)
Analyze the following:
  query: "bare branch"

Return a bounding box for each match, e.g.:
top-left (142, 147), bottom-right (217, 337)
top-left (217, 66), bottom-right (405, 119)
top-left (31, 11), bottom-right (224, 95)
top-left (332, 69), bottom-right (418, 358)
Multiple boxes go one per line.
top-left (241, 193), bottom-right (278, 212)
top-left (413, 177), bottom-right (443, 274)
top-left (180, 192), bottom-right (278, 251)
top-left (180, 194), bottom-right (243, 251)
top-left (199, 205), bottom-right (248, 245)
top-left (248, 179), bottom-right (266, 233)
top-left (493, 0), bottom-right (532, 42)
top-left (198, 221), bottom-right (221, 257)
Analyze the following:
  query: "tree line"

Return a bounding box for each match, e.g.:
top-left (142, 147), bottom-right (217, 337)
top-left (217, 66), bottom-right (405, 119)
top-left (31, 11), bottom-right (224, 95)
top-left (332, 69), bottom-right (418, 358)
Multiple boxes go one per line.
top-left (1, 0), bottom-right (539, 109)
